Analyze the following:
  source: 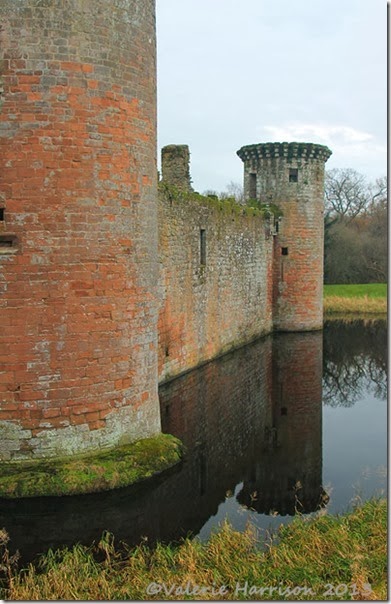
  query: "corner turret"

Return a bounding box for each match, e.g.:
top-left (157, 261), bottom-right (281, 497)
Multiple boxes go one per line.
top-left (237, 142), bottom-right (332, 331)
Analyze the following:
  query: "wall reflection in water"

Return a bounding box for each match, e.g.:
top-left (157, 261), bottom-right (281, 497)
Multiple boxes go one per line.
top-left (0, 329), bottom-right (327, 563)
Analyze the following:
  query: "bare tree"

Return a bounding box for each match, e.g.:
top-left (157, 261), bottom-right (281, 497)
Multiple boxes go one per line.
top-left (361, 180), bottom-right (388, 281)
top-left (222, 181), bottom-right (244, 204)
top-left (203, 182), bottom-right (245, 204)
top-left (325, 168), bottom-right (372, 223)
top-left (369, 175), bottom-right (387, 207)
top-left (324, 171), bottom-right (387, 284)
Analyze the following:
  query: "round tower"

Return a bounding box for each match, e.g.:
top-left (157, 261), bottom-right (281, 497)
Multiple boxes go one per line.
top-left (237, 142), bottom-right (332, 331)
top-left (0, 0), bottom-right (160, 461)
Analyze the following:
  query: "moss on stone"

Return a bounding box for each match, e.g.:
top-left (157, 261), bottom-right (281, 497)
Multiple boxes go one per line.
top-left (158, 181), bottom-right (285, 234)
top-left (158, 182), bottom-right (283, 220)
top-left (246, 198), bottom-right (283, 218)
top-left (0, 434), bottom-right (183, 499)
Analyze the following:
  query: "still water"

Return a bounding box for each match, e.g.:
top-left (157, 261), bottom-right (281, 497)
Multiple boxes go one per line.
top-left (0, 319), bottom-right (387, 564)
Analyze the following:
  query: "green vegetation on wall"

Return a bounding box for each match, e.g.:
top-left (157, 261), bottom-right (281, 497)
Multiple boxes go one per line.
top-left (159, 182), bottom-right (282, 220)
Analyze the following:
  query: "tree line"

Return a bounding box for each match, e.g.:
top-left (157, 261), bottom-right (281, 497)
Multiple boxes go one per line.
top-left (324, 169), bottom-right (387, 284)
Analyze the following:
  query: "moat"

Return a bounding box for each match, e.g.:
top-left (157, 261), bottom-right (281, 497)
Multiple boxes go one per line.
top-left (0, 318), bottom-right (386, 565)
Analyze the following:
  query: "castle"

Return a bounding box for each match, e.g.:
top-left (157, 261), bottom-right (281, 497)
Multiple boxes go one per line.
top-left (0, 1), bottom-right (331, 472)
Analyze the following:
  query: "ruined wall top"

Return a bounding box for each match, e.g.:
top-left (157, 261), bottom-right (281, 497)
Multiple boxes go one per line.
top-left (237, 142), bottom-right (332, 163)
top-left (161, 144), bottom-right (193, 192)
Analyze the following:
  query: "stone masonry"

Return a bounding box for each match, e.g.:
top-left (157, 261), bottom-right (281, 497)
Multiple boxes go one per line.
top-left (158, 142), bottom-right (331, 381)
top-left (0, 0), bottom-right (160, 461)
top-left (158, 190), bottom-right (274, 382)
top-left (161, 145), bottom-right (193, 192)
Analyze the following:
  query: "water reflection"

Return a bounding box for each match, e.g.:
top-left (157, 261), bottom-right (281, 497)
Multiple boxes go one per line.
top-left (323, 318), bottom-right (387, 407)
top-left (0, 319), bottom-right (386, 564)
top-left (160, 331), bottom-right (327, 522)
top-left (236, 332), bottom-right (328, 516)
top-left (321, 318), bottom-right (387, 513)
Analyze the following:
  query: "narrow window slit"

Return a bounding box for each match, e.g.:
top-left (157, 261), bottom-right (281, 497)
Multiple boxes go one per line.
top-left (281, 247), bottom-right (288, 256)
top-left (0, 234), bottom-right (17, 251)
top-left (289, 168), bottom-right (298, 182)
top-left (249, 173), bottom-right (257, 199)
top-left (200, 229), bottom-right (206, 265)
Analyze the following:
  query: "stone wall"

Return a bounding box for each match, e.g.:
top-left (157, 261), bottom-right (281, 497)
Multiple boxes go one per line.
top-left (0, 0), bottom-right (160, 460)
top-left (161, 145), bottom-right (193, 192)
top-left (158, 190), bottom-right (274, 382)
top-left (157, 141), bottom-right (330, 382)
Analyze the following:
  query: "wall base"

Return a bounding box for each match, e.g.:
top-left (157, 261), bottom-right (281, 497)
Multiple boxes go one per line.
top-left (273, 324), bottom-right (324, 333)
top-left (0, 434), bottom-right (182, 499)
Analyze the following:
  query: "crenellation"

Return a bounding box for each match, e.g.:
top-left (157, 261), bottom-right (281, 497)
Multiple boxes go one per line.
top-left (237, 141), bottom-right (332, 162)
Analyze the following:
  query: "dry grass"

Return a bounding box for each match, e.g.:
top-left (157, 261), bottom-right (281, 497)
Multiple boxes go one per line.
top-left (0, 498), bottom-right (387, 601)
top-left (324, 295), bottom-right (387, 316)
top-left (323, 283), bottom-right (387, 316)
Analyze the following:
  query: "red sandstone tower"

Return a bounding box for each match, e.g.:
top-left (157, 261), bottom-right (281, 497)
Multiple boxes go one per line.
top-left (237, 142), bottom-right (332, 331)
top-left (0, 0), bottom-right (160, 460)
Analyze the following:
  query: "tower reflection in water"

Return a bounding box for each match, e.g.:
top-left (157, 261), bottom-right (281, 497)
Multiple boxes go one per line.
top-left (236, 332), bottom-right (328, 516)
top-left (160, 329), bottom-right (327, 525)
top-left (1, 330), bottom-right (326, 563)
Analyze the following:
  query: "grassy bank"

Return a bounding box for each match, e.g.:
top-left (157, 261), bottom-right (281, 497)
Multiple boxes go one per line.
top-left (0, 434), bottom-right (182, 498)
top-left (324, 283), bottom-right (387, 315)
top-left (1, 498), bottom-right (386, 600)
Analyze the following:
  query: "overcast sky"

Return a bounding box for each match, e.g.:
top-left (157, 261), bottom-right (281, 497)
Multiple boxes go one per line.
top-left (156, 0), bottom-right (386, 193)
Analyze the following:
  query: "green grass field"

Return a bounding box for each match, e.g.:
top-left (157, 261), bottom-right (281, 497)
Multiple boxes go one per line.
top-left (324, 283), bottom-right (387, 299)
top-left (323, 283), bottom-right (387, 315)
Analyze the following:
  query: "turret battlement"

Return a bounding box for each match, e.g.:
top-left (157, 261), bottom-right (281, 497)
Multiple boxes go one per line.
top-left (237, 142), bottom-right (332, 162)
